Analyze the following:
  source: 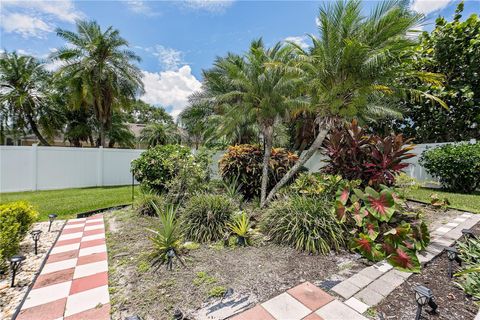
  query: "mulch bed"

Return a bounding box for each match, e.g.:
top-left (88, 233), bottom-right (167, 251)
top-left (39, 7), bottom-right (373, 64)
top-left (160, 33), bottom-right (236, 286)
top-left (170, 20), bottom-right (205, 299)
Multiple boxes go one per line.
top-left (105, 208), bottom-right (364, 320)
top-left (374, 222), bottom-right (480, 320)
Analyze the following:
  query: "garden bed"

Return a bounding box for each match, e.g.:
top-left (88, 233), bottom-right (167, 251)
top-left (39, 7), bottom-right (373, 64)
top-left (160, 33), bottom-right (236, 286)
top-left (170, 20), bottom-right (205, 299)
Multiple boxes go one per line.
top-left (373, 222), bottom-right (480, 320)
top-left (0, 220), bottom-right (64, 319)
top-left (105, 208), bottom-right (364, 320)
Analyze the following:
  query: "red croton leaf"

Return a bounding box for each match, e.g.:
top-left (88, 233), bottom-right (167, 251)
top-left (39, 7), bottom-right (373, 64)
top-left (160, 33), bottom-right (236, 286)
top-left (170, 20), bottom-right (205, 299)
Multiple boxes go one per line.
top-left (350, 234), bottom-right (385, 262)
top-left (387, 246), bottom-right (420, 273)
top-left (365, 187), bottom-right (395, 222)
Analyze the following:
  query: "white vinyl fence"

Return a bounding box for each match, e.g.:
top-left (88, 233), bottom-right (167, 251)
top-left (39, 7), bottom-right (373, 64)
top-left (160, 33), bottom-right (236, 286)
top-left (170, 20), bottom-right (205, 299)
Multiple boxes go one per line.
top-left (0, 142), bottom-right (459, 193)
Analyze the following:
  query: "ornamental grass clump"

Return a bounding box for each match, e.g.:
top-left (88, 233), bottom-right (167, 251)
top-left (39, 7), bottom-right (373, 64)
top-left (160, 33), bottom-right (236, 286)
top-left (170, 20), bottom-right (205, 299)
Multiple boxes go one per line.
top-left (134, 192), bottom-right (165, 216)
top-left (181, 194), bottom-right (236, 243)
top-left (261, 196), bottom-right (346, 254)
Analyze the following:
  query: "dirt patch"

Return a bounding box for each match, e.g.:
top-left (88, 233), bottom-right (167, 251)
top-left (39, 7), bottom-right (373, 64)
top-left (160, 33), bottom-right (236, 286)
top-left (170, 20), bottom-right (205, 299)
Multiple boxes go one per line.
top-left (105, 209), bottom-right (363, 320)
top-left (373, 221), bottom-right (480, 320)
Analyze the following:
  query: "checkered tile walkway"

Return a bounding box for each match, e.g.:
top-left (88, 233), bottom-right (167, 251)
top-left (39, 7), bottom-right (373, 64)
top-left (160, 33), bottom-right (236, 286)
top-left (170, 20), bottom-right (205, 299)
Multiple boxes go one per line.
top-left (17, 214), bottom-right (110, 320)
top-left (231, 282), bottom-right (367, 320)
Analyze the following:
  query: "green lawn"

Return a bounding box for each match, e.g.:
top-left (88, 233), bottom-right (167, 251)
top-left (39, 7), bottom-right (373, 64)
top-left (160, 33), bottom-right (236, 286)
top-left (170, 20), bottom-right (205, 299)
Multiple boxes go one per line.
top-left (0, 186), bottom-right (139, 221)
top-left (407, 187), bottom-right (480, 214)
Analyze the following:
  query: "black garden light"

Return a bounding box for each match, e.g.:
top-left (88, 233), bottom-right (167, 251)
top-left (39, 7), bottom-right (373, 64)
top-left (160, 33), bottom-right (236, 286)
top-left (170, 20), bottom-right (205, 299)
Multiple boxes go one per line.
top-left (173, 309), bottom-right (184, 320)
top-left (30, 230), bottom-right (42, 255)
top-left (413, 285), bottom-right (438, 320)
top-left (445, 247), bottom-right (462, 278)
top-left (48, 214), bottom-right (57, 232)
top-left (461, 229), bottom-right (476, 239)
top-left (10, 255), bottom-right (26, 287)
top-left (166, 249), bottom-right (175, 271)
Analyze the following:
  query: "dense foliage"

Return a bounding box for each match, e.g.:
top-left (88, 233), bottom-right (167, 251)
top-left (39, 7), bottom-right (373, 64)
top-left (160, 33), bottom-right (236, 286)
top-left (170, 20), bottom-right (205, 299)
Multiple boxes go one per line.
top-left (420, 143), bottom-right (480, 193)
top-left (219, 144), bottom-right (299, 199)
top-left (134, 192), bottom-right (165, 216)
top-left (288, 173), bottom-right (360, 199)
top-left (456, 236), bottom-right (480, 300)
top-left (131, 145), bottom-right (208, 195)
top-left (323, 121), bottom-right (415, 188)
top-left (0, 201), bottom-right (38, 271)
top-left (181, 194), bottom-right (236, 243)
top-left (372, 3), bottom-right (480, 143)
top-left (336, 186), bottom-right (429, 272)
top-left (261, 196), bottom-right (346, 254)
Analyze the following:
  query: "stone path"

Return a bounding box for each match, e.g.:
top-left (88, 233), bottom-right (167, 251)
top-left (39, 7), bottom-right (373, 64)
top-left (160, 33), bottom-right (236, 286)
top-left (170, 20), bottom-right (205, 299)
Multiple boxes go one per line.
top-left (16, 214), bottom-right (110, 320)
top-left (232, 212), bottom-right (480, 319)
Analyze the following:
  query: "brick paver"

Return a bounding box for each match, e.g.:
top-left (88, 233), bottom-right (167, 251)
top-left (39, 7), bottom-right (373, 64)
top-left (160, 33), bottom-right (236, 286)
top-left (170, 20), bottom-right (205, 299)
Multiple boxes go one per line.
top-left (16, 214), bottom-right (110, 320)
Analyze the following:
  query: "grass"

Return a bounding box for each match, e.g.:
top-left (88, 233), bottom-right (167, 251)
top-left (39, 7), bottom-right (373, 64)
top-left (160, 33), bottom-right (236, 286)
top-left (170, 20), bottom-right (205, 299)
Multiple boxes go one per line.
top-left (0, 185), bottom-right (139, 221)
top-left (407, 187), bottom-right (480, 214)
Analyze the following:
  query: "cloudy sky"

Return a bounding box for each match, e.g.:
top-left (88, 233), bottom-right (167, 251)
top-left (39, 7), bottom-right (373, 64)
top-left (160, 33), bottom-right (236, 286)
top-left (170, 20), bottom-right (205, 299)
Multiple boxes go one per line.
top-left (1, 0), bottom-right (478, 118)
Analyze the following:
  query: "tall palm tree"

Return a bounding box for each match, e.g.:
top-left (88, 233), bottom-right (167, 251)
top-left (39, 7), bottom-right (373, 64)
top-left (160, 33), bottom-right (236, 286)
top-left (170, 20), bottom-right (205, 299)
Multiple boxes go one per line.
top-left (197, 40), bottom-right (305, 206)
top-left (264, 0), bottom-right (446, 205)
top-left (139, 123), bottom-right (179, 147)
top-left (0, 52), bottom-right (52, 145)
top-left (52, 20), bottom-right (144, 147)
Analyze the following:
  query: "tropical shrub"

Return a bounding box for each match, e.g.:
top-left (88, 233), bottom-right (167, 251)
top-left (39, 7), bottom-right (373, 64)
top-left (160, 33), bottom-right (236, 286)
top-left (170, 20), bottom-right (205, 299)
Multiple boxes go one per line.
top-left (219, 144), bottom-right (299, 199)
top-left (288, 173), bottom-right (360, 199)
top-left (419, 143), bottom-right (480, 193)
top-left (323, 120), bottom-right (415, 188)
top-left (394, 173), bottom-right (420, 199)
top-left (429, 193), bottom-right (450, 209)
top-left (0, 201), bottom-right (38, 272)
top-left (134, 192), bottom-right (165, 216)
top-left (227, 211), bottom-right (252, 246)
top-left (261, 196), bottom-right (346, 254)
top-left (131, 144), bottom-right (209, 196)
top-left (147, 204), bottom-right (183, 270)
top-left (181, 194), bottom-right (236, 243)
top-left (335, 186), bottom-right (429, 272)
top-left (456, 236), bottom-right (480, 299)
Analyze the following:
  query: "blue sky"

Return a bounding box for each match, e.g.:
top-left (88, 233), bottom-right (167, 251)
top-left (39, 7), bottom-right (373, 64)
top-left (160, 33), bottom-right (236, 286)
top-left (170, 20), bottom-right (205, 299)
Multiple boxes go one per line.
top-left (1, 0), bottom-right (479, 117)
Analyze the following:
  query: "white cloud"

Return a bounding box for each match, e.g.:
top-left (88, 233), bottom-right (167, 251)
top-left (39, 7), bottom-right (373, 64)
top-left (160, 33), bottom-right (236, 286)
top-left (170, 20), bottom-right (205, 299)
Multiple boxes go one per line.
top-left (182, 0), bottom-right (235, 12)
top-left (1, 0), bottom-right (83, 38)
top-left (125, 0), bottom-right (160, 16)
top-left (410, 0), bottom-right (453, 15)
top-left (0, 12), bottom-right (53, 38)
top-left (147, 45), bottom-right (184, 70)
top-left (284, 36), bottom-right (309, 49)
top-left (141, 66), bottom-right (202, 118)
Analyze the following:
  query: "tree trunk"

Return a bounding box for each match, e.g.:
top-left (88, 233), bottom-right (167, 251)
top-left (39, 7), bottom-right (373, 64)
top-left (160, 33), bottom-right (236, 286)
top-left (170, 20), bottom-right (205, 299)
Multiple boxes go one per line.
top-left (99, 124), bottom-right (106, 148)
top-left (260, 125), bottom-right (274, 207)
top-left (25, 112), bottom-right (50, 146)
top-left (262, 119), bottom-right (332, 207)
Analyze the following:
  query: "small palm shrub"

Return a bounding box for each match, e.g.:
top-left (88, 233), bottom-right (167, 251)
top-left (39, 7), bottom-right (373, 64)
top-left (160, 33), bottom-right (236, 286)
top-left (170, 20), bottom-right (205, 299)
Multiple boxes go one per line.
top-left (456, 236), bottom-right (480, 299)
top-left (323, 120), bottom-right (415, 188)
top-left (182, 194), bottom-right (236, 243)
top-left (219, 144), bottom-right (299, 200)
top-left (335, 185), bottom-right (430, 272)
top-left (134, 192), bottom-right (165, 216)
top-left (227, 211), bottom-right (252, 246)
top-left (288, 173), bottom-right (360, 200)
top-left (148, 204), bottom-right (183, 270)
top-left (261, 196), bottom-right (346, 254)
top-left (419, 142), bottom-right (480, 193)
top-left (0, 201), bottom-right (38, 272)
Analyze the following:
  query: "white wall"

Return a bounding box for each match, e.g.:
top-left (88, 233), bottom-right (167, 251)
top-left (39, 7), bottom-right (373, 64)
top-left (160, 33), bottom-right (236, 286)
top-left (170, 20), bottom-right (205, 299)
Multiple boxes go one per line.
top-left (0, 142), bottom-right (459, 193)
top-left (0, 145), bottom-right (143, 193)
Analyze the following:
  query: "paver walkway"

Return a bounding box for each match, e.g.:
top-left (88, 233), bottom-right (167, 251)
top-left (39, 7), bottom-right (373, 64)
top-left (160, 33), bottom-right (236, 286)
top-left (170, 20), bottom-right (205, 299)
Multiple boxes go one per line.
top-left (16, 214), bottom-right (110, 320)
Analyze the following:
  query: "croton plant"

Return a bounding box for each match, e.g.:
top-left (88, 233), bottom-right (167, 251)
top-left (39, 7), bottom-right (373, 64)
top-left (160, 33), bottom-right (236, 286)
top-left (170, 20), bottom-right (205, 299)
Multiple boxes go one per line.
top-left (335, 185), bottom-right (430, 272)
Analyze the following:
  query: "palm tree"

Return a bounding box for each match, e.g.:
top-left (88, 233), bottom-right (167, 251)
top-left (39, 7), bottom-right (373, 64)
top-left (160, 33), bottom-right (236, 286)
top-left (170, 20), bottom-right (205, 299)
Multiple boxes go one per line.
top-left (139, 123), bottom-right (179, 147)
top-left (0, 52), bottom-right (52, 145)
top-left (52, 20), bottom-right (144, 147)
top-left (197, 40), bottom-right (304, 206)
top-left (263, 0), bottom-right (447, 206)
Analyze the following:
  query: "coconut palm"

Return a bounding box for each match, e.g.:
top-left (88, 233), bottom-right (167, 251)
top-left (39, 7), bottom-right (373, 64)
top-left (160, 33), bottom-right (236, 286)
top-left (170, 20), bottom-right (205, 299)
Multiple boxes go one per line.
top-left (0, 52), bottom-right (52, 145)
top-left (139, 123), bottom-right (179, 147)
top-left (52, 20), bottom-right (144, 147)
top-left (263, 0), bottom-right (446, 205)
top-left (197, 40), bottom-right (304, 206)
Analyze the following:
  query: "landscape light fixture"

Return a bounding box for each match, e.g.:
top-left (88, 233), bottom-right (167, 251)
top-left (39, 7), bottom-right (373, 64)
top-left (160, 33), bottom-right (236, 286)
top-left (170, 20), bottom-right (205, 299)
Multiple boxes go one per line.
top-left (173, 309), bottom-right (184, 320)
top-left (166, 249), bottom-right (175, 271)
top-left (10, 255), bottom-right (26, 287)
top-left (413, 285), bottom-right (438, 320)
top-left (461, 229), bottom-right (476, 239)
top-left (445, 247), bottom-right (462, 278)
top-left (30, 230), bottom-right (42, 255)
top-left (48, 214), bottom-right (57, 232)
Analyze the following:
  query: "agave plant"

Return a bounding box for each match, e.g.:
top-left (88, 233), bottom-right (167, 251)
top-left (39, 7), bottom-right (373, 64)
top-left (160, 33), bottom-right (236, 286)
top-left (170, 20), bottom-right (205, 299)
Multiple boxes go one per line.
top-left (227, 211), bottom-right (252, 246)
top-left (147, 203), bottom-right (184, 270)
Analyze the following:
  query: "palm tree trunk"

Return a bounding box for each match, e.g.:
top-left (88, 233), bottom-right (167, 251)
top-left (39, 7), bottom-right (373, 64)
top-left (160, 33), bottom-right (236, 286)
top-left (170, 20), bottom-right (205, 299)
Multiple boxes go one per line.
top-left (99, 125), bottom-right (106, 148)
top-left (260, 125), bottom-right (274, 207)
top-left (25, 112), bottom-right (50, 146)
top-left (262, 119), bottom-right (333, 207)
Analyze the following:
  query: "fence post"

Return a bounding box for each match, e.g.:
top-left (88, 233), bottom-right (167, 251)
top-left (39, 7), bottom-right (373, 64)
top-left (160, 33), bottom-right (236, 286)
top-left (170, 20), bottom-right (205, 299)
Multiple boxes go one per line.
top-left (31, 144), bottom-right (38, 191)
top-left (97, 146), bottom-right (104, 187)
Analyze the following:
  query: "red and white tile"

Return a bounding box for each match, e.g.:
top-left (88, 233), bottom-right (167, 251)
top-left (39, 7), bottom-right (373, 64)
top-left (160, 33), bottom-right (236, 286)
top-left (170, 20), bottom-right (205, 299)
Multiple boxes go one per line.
top-left (17, 214), bottom-right (110, 320)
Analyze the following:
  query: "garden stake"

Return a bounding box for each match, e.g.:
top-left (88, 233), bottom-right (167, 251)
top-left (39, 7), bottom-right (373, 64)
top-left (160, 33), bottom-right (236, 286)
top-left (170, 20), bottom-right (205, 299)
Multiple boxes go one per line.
top-left (30, 230), bottom-right (42, 255)
top-left (445, 247), bottom-right (462, 278)
top-left (10, 255), bottom-right (26, 287)
top-left (414, 285), bottom-right (438, 320)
